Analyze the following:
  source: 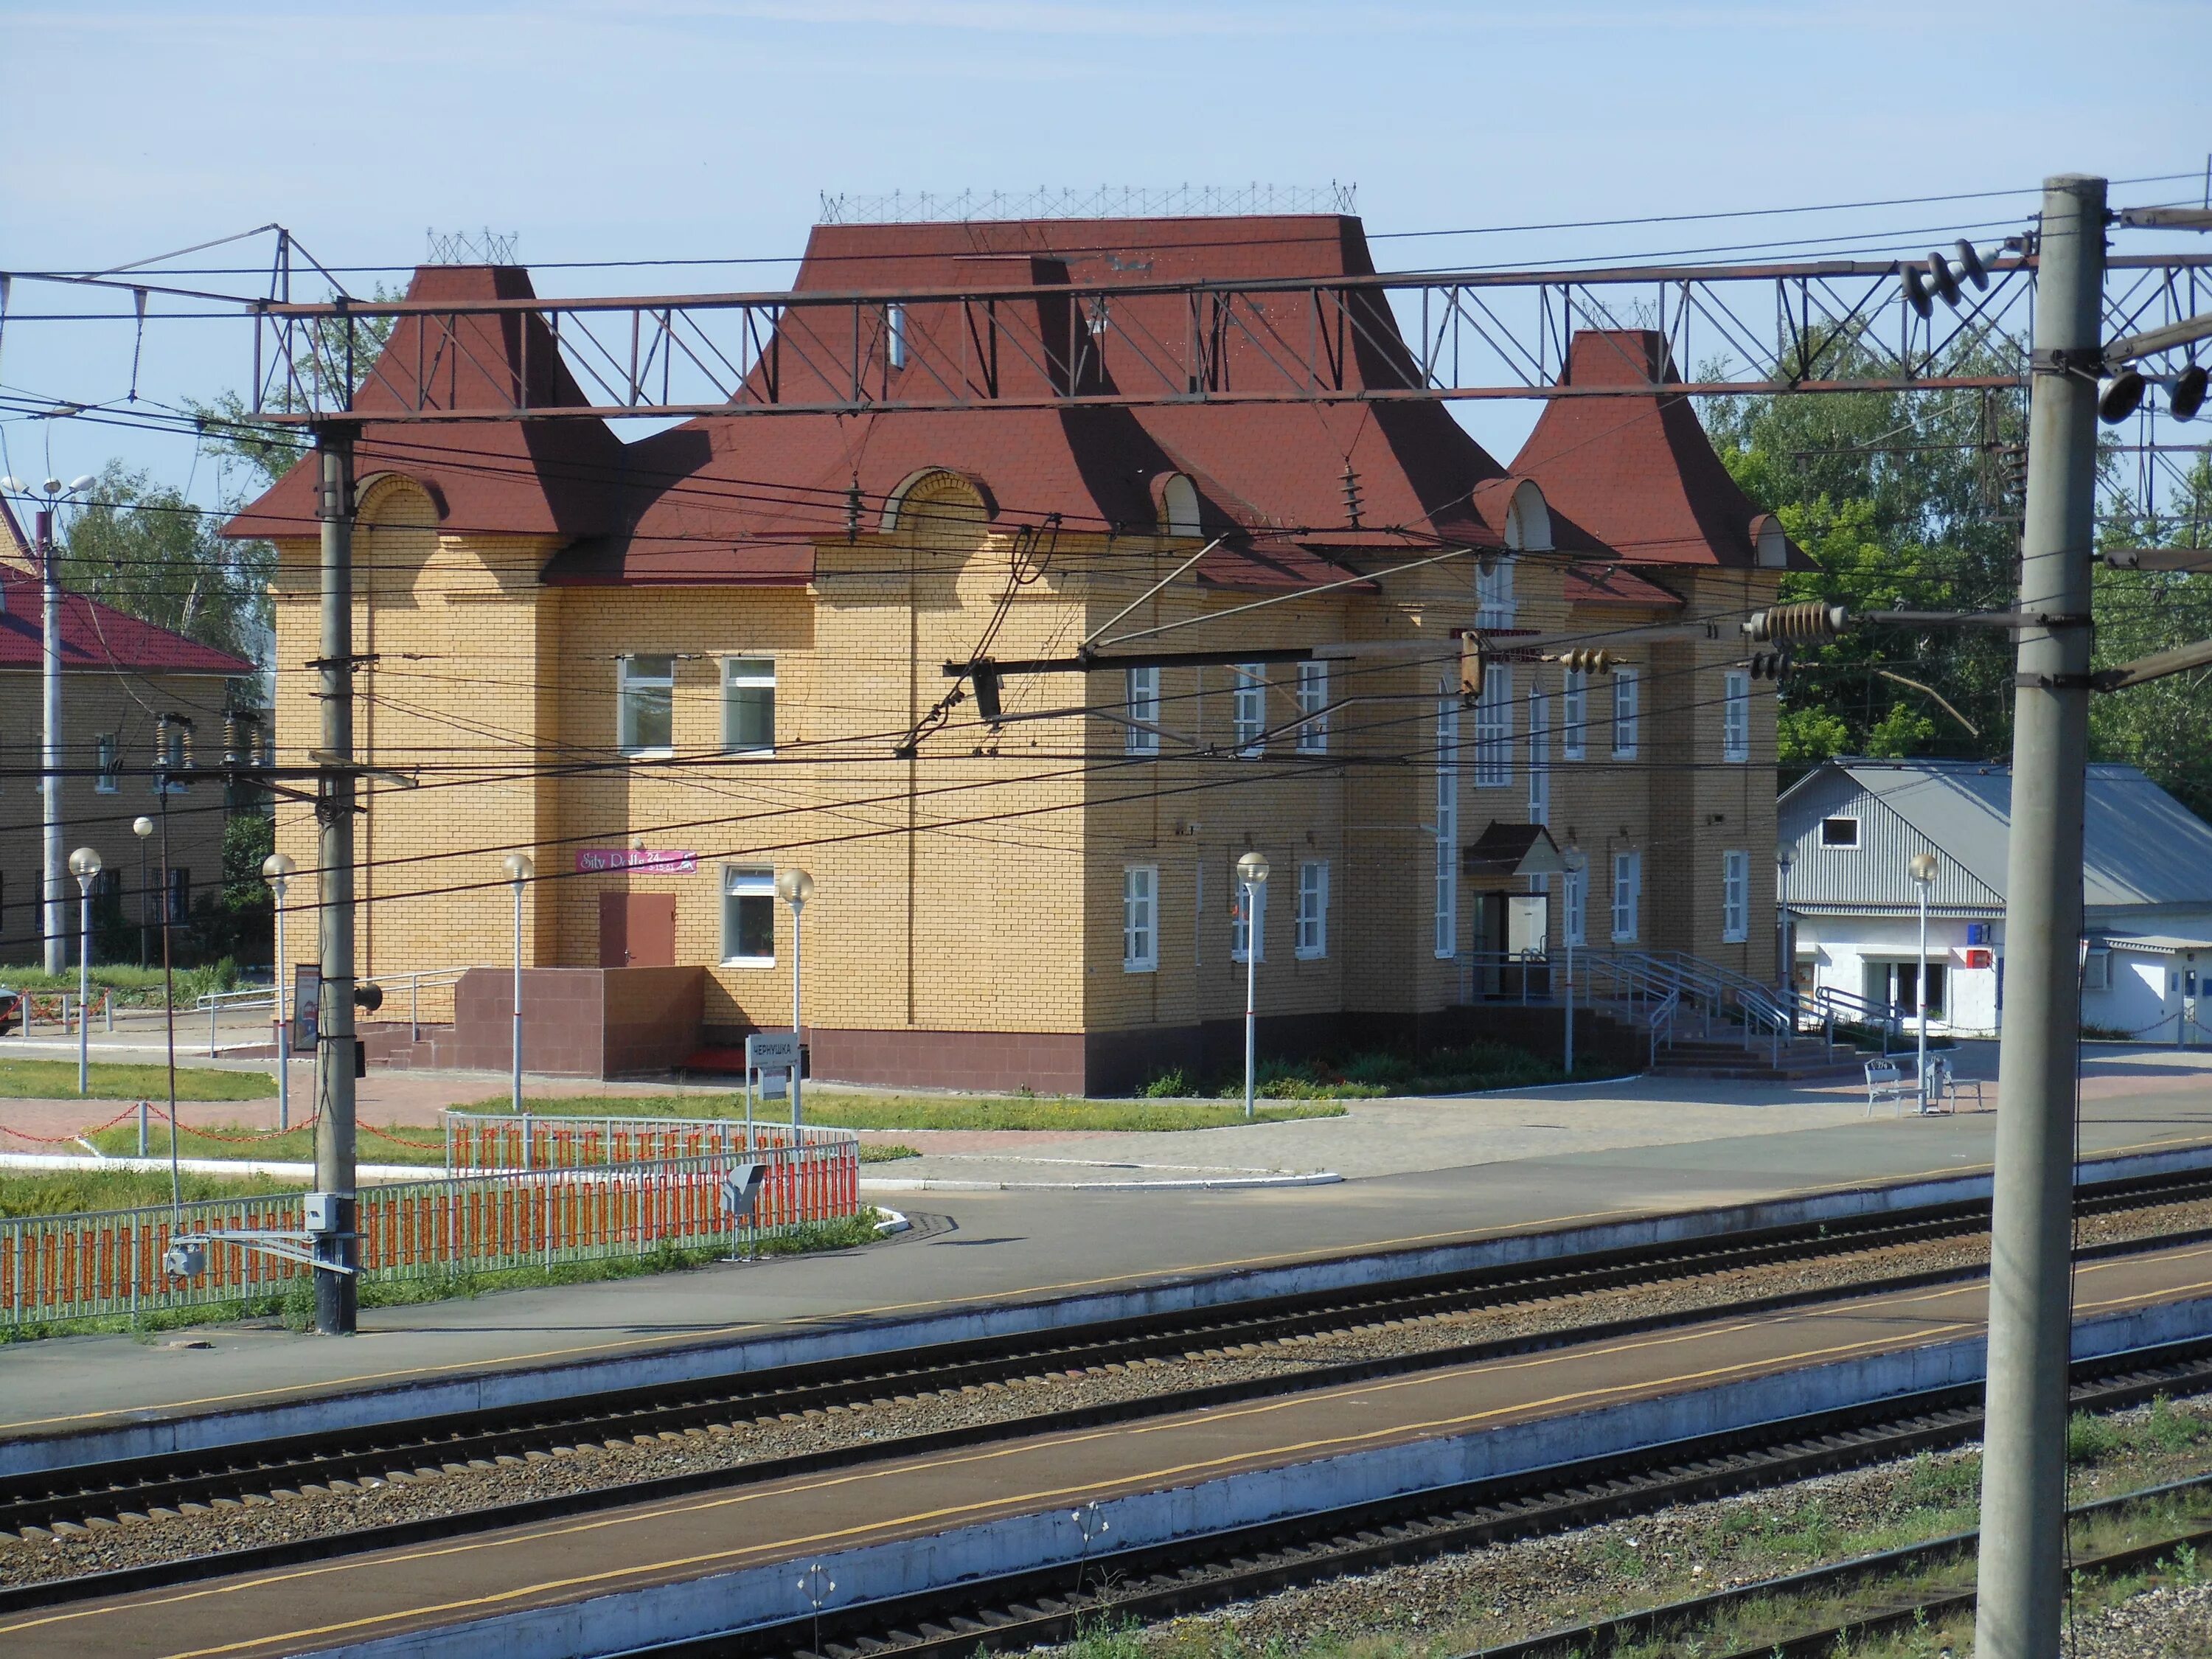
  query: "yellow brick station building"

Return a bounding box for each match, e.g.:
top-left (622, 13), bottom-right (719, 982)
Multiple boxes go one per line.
top-left (228, 217), bottom-right (1800, 1092)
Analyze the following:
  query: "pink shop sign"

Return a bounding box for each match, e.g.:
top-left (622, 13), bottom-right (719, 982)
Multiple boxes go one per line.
top-left (574, 848), bottom-right (699, 875)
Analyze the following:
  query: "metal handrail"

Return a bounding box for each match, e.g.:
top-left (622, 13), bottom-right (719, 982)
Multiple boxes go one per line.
top-left (1647, 989), bottom-right (1680, 1069)
top-left (192, 987), bottom-right (276, 1057)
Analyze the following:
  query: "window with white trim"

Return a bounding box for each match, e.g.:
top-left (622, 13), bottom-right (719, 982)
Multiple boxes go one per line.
top-left (1124, 667), bottom-right (1161, 757)
top-left (618, 655), bottom-right (676, 755)
top-left (1122, 866), bottom-right (1158, 971)
top-left (1474, 664), bottom-right (1513, 787)
top-left (1295, 860), bottom-right (1329, 959)
top-left (1232, 664), bottom-right (1267, 757)
top-left (1230, 866), bottom-right (1267, 963)
top-left (1611, 668), bottom-right (1641, 759)
top-left (886, 303), bottom-right (908, 370)
top-left (96, 733), bottom-right (119, 794)
top-left (1722, 669), bottom-right (1750, 763)
top-left (721, 866), bottom-right (776, 965)
top-left (722, 657), bottom-right (775, 754)
top-left (1295, 661), bottom-right (1329, 754)
top-left (1526, 686), bottom-right (1551, 825)
top-left (1722, 849), bottom-right (1749, 942)
top-left (1435, 686), bottom-right (1459, 958)
top-left (1610, 850), bottom-right (1642, 943)
top-left (1476, 557), bottom-right (1516, 629)
top-left (1562, 669), bottom-right (1587, 760)
top-left (1564, 867), bottom-right (1587, 947)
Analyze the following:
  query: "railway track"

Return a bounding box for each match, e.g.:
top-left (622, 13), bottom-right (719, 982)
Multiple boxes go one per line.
top-left (5, 1160), bottom-right (2211, 1618)
top-left (612, 1334), bottom-right (2212, 1659)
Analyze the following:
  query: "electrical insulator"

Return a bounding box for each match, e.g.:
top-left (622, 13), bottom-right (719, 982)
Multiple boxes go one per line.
top-left (1545, 648), bottom-right (1621, 675)
top-left (968, 661), bottom-right (1003, 724)
top-left (1458, 633), bottom-right (1485, 704)
top-left (1999, 442), bottom-right (2029, 498)
top-left (845, 479), bottom-right (863, 544)
top-left (1748, 650), bottom-right (1792, 682)
top-left (1340, 463), bottom-right (1364, 532)
top-left (221, 714), bottom-right (242, 767)
top-left (1743, 602), bottom-right (1848, 644)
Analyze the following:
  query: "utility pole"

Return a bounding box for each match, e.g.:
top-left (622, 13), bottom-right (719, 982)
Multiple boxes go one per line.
top-left (1974, 173), bottom-right (2104, 1659)
top-left (39, 508), bottom-right (64, 976)
top-left (312, 429), bottom-right (360, 1336)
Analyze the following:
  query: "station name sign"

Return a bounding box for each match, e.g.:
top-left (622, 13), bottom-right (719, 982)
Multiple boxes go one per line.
top-left (574, 848), bottom-right (699, 874)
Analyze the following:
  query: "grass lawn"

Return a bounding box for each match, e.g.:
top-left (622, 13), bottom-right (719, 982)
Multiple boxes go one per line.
top-left (0, 1059), bottom-right (276, 1102)
top-left (467, 1093), bottom-right (1349, 1133)
top-left (80, 1121), bottom-right (919, 1165)
top-left (0, 1166), bottom-right (294, 1218)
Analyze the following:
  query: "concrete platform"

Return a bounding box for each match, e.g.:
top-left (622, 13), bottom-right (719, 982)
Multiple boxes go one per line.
top-left (4, 1055), bottom-right (2211, 1453)
top-left (13, 1238), bottom-right (2212, 1659)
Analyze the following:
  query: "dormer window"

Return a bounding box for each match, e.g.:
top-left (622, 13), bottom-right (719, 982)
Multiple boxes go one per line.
top-left (1158, 473), bottom-right (1201, 538)
top-left (886, 304), bottom-right (908, 371)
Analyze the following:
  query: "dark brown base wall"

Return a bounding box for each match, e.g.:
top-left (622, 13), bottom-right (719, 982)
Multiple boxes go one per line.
top-left (452, 967), bottom-right (705, 1079)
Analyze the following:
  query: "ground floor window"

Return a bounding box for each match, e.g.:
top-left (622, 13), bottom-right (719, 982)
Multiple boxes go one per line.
top-left (1122, 866), bottom-right (1158, 971)
top-left (1610, 851), bottom-right (1641, 943)
top-left (1721, 849), bottom-right (1749, 942)
top-left (1866, 959), bottom-right (1947, 1019)
top-left (1295, 860), bottom-right (1329, 959)
top-left (722, 866), bottom-right (775, 965)
top-left (1231, 864), bottom-right (1267, 963)
top-left (167, 867), bottom-right (190, 925)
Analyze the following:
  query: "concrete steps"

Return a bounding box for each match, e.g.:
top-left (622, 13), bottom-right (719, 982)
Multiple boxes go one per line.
top-left (1650, 1034), bottom-right (1865, 1082)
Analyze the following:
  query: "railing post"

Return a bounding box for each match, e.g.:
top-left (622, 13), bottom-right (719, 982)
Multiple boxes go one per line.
top-left (209, 997), bottom-right (219, 1058)
top-left (411, 973), bottom-right (420, 1044)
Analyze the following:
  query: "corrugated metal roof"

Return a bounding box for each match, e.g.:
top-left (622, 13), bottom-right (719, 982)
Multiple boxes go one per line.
top-left (1778, 757), bottom-right (2212, 912)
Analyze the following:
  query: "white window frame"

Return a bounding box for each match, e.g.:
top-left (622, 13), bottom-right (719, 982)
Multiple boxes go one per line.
top-left (1612, 668), bottom-right (1641, 760)
top-left (1474, 664), bottom-right (1513, 788)
top-left (721, 866), bottom-right (777, 967)
top-left (1295, 860), bottom-right (1329, 959)
top-left (1822, 816), bottom-right (1860, 849)
top-left (1124, 666), bottom-right (1161, 757)
top-left (1435, 686), bottom-right (1459, 958)
top-left (96, 732), bottom-right (119, 794)
top-left (1526, 685), bottom-right (1550, 825)
top-left (618, 654), bottom-right (677, 757)
top-left (1610, 850), bottom-right (1641, 943)
top-left (721, 656), bottom-right (776, 754)
top-left (1295, 661), bottom-right (1329, 754)
top-left (1231, 867), bottom-right (1267, 963)
top-left (1122, 865), bottom-right (1158, 971)
top-left (1722, 849), bottom-right (1749, 942)
top-left (1722, 669), bottom-right (1750, 763)
top-left (1562, 669), bottom-right (1587, 761)
top-left (1232, 664), bottom-right (1267, 758)
top-left (886, 302), bottom-right (908, 370)
top-left (1564, 866), bottom-right (1587, 947)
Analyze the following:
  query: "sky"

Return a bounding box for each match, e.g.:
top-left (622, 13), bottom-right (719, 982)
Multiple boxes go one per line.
top-left (1, 0), bottom-right (2208, 507)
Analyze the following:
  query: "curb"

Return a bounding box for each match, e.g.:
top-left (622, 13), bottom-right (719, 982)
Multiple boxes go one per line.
top-left (860, 1170), bottom-right (1343, 1192)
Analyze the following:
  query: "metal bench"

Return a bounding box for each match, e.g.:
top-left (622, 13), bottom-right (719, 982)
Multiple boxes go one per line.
top-left (1865, 1058), bottom-right (1908, 1115)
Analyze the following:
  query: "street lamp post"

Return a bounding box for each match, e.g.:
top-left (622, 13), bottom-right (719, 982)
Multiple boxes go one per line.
top-left (1561, 843), bottom-right (1587, 1076)
top-left (1909, 852), bottom-right (1939, 1114)
top-left (1237, 852), bottom-right (1270, 1119)
top-left (68, 847), bottom-right (101, 1096)
top-left (1776, 842), bottom-right (1798, 1011)
top-left (502, 854), bottom-right (535, 1116)
top-left (776, 869), bottom-right (815, 1127)
top-left (135, 816), bottom-right (153, 968)
top-left (263, 852), bottom-right (297, 1131)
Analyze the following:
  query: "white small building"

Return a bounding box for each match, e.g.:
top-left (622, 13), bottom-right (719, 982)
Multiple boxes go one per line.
top-left (1778, 758), bottom-right (2212, 1040)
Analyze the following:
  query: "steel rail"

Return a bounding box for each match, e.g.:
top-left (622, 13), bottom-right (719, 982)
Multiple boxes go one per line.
top-left (610, 1335), bottom-right (2212, 1659)
top-left (6, 1162), bottom-right (2212, 1596)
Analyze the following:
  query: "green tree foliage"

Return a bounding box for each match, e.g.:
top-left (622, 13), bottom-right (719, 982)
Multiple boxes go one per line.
top-left (59, 460), bottom-right (271, 667)
top-left (1705, 337), bottom-right (2027, 777)
top-left (2093, 455), bottom-right (2212, 818)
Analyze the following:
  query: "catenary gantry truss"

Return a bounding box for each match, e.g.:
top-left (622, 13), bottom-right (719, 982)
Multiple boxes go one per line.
top-left (243, 251), bottom-right (2212, 424)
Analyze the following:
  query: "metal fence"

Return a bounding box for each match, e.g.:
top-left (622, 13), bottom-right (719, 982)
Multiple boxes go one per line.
top-left (1, 1136), bottom-right (860, 1329)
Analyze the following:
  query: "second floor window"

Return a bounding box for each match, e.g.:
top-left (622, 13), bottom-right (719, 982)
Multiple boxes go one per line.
top-left (1124, 667), bottom-right (1161, 757)
top-left (723, 658), bottom-right (775, 753)
top-left (1232, 665), bottom-right (1266, 757)
top-left (619, 655), bottom-right (675, 755)
top-left (1527, 686), bottom-right (1550, 825)
top-left (1722, 669), bottom-right (1750, 763)
top-left (1295, 860), bottom-right (1329, 959)
top-left (1295, 661), bottom-right (1329, 754)
top-left (1562, 669), bottom-right (1587, 760)
top-left (1612, 668), bottom-right (1641, 759)
top-left (1474, 665), bottom-right (1512, 787)
top-left (96, 733), bottom-right (119, 794)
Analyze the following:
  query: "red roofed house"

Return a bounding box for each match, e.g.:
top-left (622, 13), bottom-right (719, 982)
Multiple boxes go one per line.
top-left (227, 217), bottom-right (1798, 1091)
top-left (0, 502), bottom-right (257, 964)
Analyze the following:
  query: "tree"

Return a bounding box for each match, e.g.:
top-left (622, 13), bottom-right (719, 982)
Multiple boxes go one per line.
top-left (2093, 454), bottom-right (2212, 818)
top-left (1705, 333), bottom-right (2028, 777)
top-left (60, 460), bottom-right (271, 667)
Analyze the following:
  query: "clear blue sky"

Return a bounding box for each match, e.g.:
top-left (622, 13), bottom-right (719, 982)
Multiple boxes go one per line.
top-left (3, 0), bottom-right (2208, 502)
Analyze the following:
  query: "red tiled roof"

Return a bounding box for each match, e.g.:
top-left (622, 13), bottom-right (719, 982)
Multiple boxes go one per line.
top-left (1563, 562), bottom-right (1683, 608)
top-left (1512, 330), bottom-right (1811, 571)
top-left (223, 265), bottom-right (630, 543)
top-left (0, 565), bottom-right (254, 675)
top-left (229, 220), bottom-right (1515, 588)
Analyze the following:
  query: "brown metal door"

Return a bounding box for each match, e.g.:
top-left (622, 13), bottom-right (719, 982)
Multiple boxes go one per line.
top-left (598, 894), bottom-right (677, 968)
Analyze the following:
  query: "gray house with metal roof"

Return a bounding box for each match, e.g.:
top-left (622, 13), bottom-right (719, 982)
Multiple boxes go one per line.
top-left (1777, 758), bottom-right (2212, 1039)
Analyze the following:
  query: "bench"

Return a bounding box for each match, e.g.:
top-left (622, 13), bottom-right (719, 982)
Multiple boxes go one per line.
top-left (1865, 1059), bottom-right (1908, 1115)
